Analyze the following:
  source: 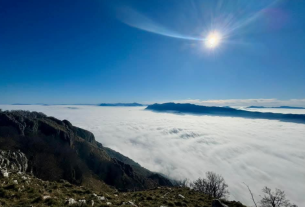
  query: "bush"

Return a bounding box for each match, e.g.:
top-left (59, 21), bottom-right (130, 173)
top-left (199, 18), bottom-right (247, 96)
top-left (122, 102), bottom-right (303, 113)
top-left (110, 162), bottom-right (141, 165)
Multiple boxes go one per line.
top-left (191, 171), bottom-right (229, 199)
top-left (260, 187), bottom-right (298, 207)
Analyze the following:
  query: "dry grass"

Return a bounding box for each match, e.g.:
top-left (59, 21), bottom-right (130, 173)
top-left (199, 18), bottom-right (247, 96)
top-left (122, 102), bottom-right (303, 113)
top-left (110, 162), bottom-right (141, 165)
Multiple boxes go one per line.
top-left (0, 172), bottom-right (246, 207)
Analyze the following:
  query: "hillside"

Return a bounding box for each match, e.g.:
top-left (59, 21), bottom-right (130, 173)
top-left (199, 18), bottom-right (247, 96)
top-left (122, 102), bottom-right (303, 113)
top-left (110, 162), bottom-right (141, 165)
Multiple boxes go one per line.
top-left (0, 154), bottom-right (245, 207)
top-left (0, 110), bottom-right (247, 207)
top-left (0, 110), bottom-right (171, 192)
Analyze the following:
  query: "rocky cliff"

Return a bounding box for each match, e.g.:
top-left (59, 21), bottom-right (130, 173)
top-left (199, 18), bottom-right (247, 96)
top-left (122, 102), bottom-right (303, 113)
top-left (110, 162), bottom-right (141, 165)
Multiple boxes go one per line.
top-left (0, 150), bottom-right (28, 179)
top-left (0, 110), bottom-right (172, 191)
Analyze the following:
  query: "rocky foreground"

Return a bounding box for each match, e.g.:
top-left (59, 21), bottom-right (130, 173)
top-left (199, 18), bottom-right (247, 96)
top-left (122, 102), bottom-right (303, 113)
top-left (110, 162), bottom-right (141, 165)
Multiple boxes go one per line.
top-left (0, 110), bottom-right (171, 191)
top-left (0, 110), bottom-right (246, 207)
top-left (0, 151), bottom-right (245, 207)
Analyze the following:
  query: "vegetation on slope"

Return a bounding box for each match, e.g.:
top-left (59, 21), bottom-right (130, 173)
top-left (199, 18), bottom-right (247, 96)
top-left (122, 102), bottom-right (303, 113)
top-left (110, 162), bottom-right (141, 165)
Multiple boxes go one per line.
top-left (0, 170), bottom-right (246, 207)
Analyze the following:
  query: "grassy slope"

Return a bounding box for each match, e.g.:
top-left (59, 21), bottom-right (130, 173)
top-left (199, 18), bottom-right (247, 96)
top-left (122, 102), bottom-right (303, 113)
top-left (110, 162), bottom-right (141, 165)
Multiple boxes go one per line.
top-left (0, 172), bottom-right (246, 207)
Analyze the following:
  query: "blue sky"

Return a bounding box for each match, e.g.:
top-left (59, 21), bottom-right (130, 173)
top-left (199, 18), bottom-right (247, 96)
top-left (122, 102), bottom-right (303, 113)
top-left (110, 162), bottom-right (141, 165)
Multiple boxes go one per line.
top-left (1, 0), bottom-right (305, 105)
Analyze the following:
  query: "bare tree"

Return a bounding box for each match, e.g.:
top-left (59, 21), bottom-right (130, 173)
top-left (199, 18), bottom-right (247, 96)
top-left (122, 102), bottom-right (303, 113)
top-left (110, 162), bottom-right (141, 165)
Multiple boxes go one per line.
top-left (191, 171), bottom-right (229, 199)
top-left (260, 187), bottom-right (297, 207)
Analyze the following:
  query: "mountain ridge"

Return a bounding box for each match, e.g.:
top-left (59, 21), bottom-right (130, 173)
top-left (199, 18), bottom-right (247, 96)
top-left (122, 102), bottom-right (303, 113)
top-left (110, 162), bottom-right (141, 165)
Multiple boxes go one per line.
top-left (0, 110), bottom-right (171, 192)
top-left (146, 103), bottom-right (305, 124)
top-left (98, 103), bottom-right (144, 107)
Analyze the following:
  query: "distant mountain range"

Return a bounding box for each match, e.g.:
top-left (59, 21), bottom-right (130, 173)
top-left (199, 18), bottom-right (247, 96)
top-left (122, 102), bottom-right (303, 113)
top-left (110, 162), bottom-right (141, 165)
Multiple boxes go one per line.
top-left (98, 103), bottom-right (144, 107)
top-left (146, 103), bottom-right (305, 124)
top-left (12, 103), bottom-right (96, 106)
top-left (247, 106), bottom-right (305, 109)
top-left (11, 103), bottom-right (145, 107)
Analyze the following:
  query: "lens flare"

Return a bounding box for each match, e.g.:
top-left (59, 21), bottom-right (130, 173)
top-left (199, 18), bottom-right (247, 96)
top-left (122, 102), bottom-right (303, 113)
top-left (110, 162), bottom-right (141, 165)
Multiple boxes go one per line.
top-left (205, 31), bottom-right (222, 49)
top-left (116, 0), bottom-right (279, 52)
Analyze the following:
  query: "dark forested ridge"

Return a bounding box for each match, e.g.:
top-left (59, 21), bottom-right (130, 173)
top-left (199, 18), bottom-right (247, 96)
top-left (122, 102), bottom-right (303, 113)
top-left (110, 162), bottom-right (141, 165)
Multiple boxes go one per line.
top-left (146, 103), bottom-right (305, 124)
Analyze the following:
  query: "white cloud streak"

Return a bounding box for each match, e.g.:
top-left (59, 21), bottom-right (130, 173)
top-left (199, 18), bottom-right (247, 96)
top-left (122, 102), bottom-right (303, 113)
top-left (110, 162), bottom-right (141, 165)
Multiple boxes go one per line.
top-left (0, 105), bottom-right (304, 206)
top-left (115, 0), bottom-right (278, 44)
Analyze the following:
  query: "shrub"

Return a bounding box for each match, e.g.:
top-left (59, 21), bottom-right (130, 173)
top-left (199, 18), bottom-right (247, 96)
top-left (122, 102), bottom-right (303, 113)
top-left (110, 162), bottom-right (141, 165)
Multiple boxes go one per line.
top-left (260, 187), bottom-right (298, 207)
top-left (191, 171), bottom-right (229, 199)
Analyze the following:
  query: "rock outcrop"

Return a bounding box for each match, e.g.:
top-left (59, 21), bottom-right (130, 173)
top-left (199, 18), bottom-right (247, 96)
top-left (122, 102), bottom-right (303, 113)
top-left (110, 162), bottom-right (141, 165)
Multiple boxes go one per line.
top-left (0, 110), bottom-right (172, 191)
top-left (0, 150), bottom-right (28, 175)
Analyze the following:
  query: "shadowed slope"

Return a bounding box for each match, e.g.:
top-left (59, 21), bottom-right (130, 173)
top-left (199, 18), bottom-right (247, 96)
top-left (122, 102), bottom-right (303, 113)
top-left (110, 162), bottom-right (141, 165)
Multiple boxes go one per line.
top-left (0, 110), bottom-right (172, 191)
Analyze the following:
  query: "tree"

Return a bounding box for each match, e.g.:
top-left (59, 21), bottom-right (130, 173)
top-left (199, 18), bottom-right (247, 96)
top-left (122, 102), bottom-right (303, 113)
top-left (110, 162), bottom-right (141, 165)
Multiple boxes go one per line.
top-left (191, 171), bottom-right (229, 199)
top-left (260, 187), bottom-right (298, 207)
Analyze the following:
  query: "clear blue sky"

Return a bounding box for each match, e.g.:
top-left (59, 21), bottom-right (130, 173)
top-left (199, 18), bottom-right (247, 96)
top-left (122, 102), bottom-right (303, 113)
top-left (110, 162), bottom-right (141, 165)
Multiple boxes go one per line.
top-left (1, 0), bottom-right (305, 104)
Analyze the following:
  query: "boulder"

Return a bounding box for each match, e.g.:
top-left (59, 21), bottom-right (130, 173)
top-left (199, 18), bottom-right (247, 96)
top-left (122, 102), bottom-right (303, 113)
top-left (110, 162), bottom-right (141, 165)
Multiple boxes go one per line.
top-left (98, 196), bottom-right (105, 201)
top-left (42, 195), bottom-right (51, 200)
top-left (128, 201), bottom-right (138, 206)
top-left (67, 198), bottom-right (77, 205)
top-left (1, 169), bottom-right (9, 178)
top-left (178, 194), bottom-right (185, 199)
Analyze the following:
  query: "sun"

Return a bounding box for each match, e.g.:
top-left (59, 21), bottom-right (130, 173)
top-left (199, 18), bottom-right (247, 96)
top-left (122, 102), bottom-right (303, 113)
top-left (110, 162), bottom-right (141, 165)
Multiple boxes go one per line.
top-left (205, 31), bottom-right (222, 49)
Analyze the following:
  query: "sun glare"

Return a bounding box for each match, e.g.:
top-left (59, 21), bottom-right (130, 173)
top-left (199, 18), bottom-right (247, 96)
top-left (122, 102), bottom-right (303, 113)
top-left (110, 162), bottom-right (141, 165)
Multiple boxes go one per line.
top-left (205, 31), bottom-right (222, 49)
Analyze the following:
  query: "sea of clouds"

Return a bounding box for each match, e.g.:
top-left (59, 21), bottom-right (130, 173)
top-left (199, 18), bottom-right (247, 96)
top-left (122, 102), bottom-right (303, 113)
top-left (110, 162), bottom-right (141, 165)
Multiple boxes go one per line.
top-left (1, 105), bottom-right (304, 206)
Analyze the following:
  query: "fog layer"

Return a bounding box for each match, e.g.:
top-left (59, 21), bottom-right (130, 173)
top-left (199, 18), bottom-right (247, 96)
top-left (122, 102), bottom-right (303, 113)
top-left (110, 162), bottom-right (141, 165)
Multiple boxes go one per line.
top-left (0, 105), bottom-right (304, 206)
